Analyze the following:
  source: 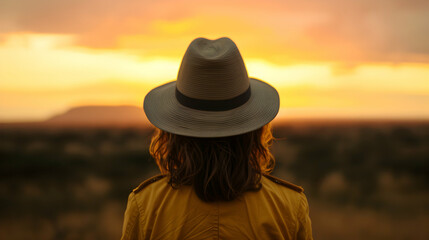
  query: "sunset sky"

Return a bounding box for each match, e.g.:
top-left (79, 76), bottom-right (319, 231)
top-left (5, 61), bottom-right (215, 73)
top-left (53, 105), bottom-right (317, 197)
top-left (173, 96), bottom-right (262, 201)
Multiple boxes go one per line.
top-left (0, 0), bottom-right (428, 121)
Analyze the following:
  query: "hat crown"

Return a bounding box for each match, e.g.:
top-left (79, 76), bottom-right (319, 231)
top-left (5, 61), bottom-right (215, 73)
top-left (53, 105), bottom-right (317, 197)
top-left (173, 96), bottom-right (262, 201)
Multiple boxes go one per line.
top-left (176, 37), bottom-right (250, 100)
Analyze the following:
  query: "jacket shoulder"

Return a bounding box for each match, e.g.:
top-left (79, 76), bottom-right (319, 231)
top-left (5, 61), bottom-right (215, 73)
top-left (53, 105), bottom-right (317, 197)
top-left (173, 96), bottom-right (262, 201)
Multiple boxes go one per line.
top-left (263, 174), bottom-right (304, 193)
top-left (133, 174), bottom-right (167, 193)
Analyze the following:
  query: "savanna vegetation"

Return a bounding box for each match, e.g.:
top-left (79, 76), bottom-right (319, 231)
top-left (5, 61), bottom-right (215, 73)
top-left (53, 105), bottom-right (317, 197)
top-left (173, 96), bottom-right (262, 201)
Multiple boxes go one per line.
top-left (0, 121), bottom-right (428, 239)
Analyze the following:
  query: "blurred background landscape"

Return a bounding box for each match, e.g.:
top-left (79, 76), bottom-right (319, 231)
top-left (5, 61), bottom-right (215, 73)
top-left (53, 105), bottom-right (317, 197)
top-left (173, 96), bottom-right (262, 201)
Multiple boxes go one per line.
top-left (0, 107), bottom-right (428, 239)
top-left (1, 0), bottom-right (428, 239)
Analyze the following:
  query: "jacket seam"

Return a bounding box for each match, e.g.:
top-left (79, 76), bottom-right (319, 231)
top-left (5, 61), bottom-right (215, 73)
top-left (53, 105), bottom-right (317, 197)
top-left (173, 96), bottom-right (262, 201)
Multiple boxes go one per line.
top-left (131, 192), bottom-right (144, 235)
top-left (295, 192), bottom-right (307, 238)
top-left (124, 193), bottom-right (140, 238)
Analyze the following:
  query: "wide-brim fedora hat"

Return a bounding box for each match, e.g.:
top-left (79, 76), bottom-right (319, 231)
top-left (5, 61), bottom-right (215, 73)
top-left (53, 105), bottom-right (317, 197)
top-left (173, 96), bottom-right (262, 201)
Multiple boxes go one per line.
top-left (143, 37), bottom-right (279, 137)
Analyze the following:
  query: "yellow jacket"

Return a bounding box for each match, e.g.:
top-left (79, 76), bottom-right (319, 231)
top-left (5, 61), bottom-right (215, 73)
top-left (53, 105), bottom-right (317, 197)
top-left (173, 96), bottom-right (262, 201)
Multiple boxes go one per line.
top-left (121, 174), bottom-right (313, 240)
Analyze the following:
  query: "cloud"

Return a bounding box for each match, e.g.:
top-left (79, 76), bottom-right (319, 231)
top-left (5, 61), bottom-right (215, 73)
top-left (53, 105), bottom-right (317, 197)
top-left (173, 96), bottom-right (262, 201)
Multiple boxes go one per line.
top-left (1, 0), bottom-right (429, 63)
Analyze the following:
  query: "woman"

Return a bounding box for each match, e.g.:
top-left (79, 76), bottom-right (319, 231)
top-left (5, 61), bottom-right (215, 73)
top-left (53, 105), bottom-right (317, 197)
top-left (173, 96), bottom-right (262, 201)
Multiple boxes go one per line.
top-left (121, 37), bottom-right (313, 240)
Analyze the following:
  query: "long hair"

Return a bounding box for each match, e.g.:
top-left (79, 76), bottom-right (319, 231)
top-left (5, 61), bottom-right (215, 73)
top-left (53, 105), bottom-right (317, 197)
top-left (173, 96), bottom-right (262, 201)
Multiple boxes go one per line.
top-left (149, 124), bottom-right (275, 202)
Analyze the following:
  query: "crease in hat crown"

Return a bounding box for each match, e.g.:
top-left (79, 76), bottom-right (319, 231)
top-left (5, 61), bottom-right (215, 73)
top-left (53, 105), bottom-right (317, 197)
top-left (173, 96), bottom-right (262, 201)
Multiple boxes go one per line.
top-left (176, 37), bottom-right (250, 101)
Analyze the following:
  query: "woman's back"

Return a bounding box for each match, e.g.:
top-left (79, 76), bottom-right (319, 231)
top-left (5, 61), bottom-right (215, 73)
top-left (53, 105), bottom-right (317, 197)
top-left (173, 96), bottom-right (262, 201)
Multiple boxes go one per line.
top-left (121, 37), bottom-right (313, 240)
top-left (121, 175), bottom-right (312, 240)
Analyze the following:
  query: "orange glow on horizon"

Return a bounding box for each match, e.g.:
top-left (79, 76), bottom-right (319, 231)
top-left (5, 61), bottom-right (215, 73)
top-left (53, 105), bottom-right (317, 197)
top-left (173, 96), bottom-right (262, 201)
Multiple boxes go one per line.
top-left (1, 0), bottom-right (429, 122)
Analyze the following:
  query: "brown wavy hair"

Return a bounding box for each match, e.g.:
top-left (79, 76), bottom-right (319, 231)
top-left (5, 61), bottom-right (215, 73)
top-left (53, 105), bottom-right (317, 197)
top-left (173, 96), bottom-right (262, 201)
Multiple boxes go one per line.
top-left (149, 124), bottom-right (275, 202)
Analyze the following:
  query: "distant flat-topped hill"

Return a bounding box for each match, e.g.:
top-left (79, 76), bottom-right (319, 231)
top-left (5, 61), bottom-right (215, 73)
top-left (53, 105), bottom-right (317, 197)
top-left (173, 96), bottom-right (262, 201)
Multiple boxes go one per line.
top-left (45, 105), bottom-right (150, 127)
top-left (1, 105), bottom-right (428, 128)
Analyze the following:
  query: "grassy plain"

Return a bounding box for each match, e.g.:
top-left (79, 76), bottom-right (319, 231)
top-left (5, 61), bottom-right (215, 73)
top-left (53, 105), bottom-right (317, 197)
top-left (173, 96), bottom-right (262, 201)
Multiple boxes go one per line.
top-left (0, 121), bottom-right (428, 239)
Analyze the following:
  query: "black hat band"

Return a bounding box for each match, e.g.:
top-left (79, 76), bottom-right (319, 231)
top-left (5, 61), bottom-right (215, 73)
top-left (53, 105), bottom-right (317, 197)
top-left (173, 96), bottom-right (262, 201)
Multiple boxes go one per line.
top-left (175, 87), bottom-right (251, 111)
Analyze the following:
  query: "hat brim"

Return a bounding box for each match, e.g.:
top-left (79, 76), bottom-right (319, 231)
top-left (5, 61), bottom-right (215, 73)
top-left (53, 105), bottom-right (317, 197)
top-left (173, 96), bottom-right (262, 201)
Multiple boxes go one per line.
top-left (143, 78), bottom-right (279, 138)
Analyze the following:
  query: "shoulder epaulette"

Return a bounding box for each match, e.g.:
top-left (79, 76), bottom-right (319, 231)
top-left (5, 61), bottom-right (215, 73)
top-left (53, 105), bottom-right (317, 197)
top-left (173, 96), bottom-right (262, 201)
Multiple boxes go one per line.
top-left (263, 174), bottom-right (304, 193)
top-left (133, 174), bottom-right (166, 193)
